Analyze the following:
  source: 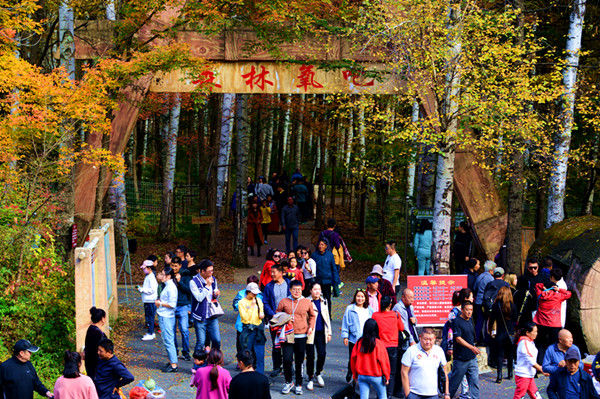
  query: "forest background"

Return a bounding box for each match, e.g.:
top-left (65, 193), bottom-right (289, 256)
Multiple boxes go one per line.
top-left (0, 0), bottom-right (599, 384)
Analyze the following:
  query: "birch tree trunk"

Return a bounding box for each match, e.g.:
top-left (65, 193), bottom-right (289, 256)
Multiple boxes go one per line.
top-left (547, 0), bottom-right (586, 227)
top-left (294, 94), bottom-right (305, 171)
top-left (158, 95), bottom-right (181, 240)
top-left (59, 1), bottom-right (75, 81)
top-left (406, 101), bottom-right (419, 199)
top-left (106, 0), bottom-right (116, 20)
top-left (358, 104), bottom-right (368, 236)
top-left (263, 97), bottom-right (275, 177)
top-left (232, 94), bottom-right (250, 268)
top-left (282, 95), bottom-right (292, 172)
top-left (432, 5), bottom-right (462, 275)
top-left (216, 94), bottom-right (235, 219)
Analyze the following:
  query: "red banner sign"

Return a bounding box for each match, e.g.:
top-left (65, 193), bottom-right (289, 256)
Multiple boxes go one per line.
top-left (407, 274), bottom-right (468, 326)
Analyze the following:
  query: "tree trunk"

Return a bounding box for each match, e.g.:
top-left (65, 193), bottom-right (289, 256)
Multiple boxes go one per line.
top-left (535, 181), bottom-right (546, 238)
top-left (358, 104), bottom-right (367, 236)
top-left (107, 157), bottom-right (127, 253)
top-left (281, 95), bottom-right (292, 173)
top-left (406, 101), bottom-right (419, 199)
top-left (315, 133), bottom-right (327, 230)
top-left (216, 94), bottom-right (235, 219)
top-left (106, 0), bottom-right (116, 20)
top-left (295, 94), bottom-right (305, 172)
top-left (158, 95), bottom-right (181, 240)
top-left (506, 150), bottom-right (525, 274)
top-left (232, 94), bottom-right (250, 268)
top-left (547, 0), bottom-right (586, 227)
top-left (432, 4), bottom-right (462, 275)
top-left (582, 134), bottom-right (599, 215)
top-left (263, 97), bottom-right (275, 177)
top-left (58, 1), bottom-right (75, 81)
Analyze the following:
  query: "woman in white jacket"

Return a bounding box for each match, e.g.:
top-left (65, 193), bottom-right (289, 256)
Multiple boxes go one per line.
top-left (306, 283), bottom-right (332, 391)
top-left (138, 260), bottom-right (158, 341)
top-left (513, 322), bottom-right (549, 399)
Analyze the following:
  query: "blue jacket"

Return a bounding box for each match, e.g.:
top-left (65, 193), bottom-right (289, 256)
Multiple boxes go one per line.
top-left (233, 289), bottom-right (264, 332)
top-left (341, 304), bottom-right (373, 344)
top-left (263, 279), bottom-right (290, 319)
top-left (312, 244), bottom-right (340, 286)
top-left (474, 272), bottom-right (494, 305)
top-left (413, 230), bottom-right (432, 256)
top-left (94, 355), bottom-right (134, 399)
top-left (547, 368), bottom-right (599, 399)
top-left (542, 343), bottom-right (582, 374)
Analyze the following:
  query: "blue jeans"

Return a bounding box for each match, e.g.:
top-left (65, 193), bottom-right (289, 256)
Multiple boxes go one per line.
top-left (143, 303), bottom-right (156, 334)
top-left (158, 316), bottom-right (177, 364)
top-left (284, 227), bottom-right (299, 253)
top-left (194, 317), bottom-right (221, 353)
top-left (174, 304), bottom-right (191, 356)
top-left (240, 326), bottom-right (265, 374)
top-left (357, 375), bottom-right (387, 399)
top-left (449, 358), bottom-right (479, 399)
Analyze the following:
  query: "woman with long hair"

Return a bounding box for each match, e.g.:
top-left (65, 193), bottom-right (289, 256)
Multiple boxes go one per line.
top-left (341, 289), bottom-right (373, 382)
top-left (306, 283), bottom-right (332, 390)
top-left (54, 351), bottom-right (98, 399)
top-left (513, 323), bottom-right (549, 399)
top-left (156, 267), bottom-right (179, 372)
top-left (351, 319), bottom-right (391, 399)
top-left (490, 286), bottom-right (517, 383)
top-left (191, 348), bottom-right (232, 399)
top-left (84, 307), bottom-right (106, 379)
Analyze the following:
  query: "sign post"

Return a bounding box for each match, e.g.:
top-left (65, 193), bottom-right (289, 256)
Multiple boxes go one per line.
top-left (407, 274), bottom-right (468, 326)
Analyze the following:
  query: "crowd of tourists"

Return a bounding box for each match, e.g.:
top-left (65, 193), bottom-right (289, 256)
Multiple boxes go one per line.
top-left (3, 220), bottom-right (600, 399)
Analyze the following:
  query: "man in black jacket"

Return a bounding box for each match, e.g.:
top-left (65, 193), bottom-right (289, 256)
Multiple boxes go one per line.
top-left (0, 340), bottom-right (53, 399)
top-left (94, 339), bottom-right (134, 399)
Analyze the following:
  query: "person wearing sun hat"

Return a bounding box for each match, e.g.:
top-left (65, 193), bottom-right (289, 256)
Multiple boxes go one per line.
top-left (369, 264), bottom-right (396, 306)
top-left (0, 339), bottom-right (53, 399)
top-left (238, 281), bottom-right (266, 374)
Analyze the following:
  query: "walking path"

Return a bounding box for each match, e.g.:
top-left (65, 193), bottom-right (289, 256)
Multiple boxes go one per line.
top-left (233, 223), bottom-right (314, 284)
top-left (117, 284), bottom-right (550, 398)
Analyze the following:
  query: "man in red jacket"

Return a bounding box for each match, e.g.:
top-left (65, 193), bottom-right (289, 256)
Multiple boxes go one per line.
top-left (534, 280), bottom-right (571, 364)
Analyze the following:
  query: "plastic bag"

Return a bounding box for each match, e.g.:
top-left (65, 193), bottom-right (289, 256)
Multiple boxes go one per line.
top-left (146, 388), bottom-right (166, 399)
top-left (129, 386), bottom-right (149, 399)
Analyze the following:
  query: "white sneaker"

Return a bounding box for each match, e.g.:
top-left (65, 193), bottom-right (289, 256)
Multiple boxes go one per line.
top-left (316, 374), bottom-right (325, 387)
top-left (306, 381), bottom-right (314, 391)
top-left (282, 382), bottom-right (295, 394)
top-left (141, 333), bottom-right (155, 341)
top-left (295, 386), bottom-right (303, 395)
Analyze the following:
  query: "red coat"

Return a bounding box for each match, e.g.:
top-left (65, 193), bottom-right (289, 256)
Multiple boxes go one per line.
top-left (351, 339), bottom-right (391, 381)
top-left (533, 283), bottom-right (571, 328)
top-left (247, 210), bottom-right (264, 247)
top-left (372, 311), bottom-right (405, 347)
